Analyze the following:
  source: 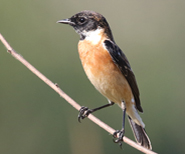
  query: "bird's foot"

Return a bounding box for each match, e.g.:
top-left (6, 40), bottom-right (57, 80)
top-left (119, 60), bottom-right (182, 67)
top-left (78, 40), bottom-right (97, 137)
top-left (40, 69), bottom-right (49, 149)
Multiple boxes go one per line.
top-left (78, 106), bottom-right (93, 122)
top-left (113, 129), bottom-right (125, 148)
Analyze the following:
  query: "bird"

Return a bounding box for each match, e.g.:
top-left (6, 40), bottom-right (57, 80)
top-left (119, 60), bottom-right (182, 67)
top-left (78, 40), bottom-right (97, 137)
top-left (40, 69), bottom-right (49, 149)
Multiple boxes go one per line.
top-left (57, 10), bottom-right (152, 150)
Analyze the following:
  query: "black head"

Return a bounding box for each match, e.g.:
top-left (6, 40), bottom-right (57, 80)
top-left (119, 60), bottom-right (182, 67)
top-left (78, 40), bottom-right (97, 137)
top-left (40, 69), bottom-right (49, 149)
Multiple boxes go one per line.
top-left (57, 10), bottom-right (114, 41)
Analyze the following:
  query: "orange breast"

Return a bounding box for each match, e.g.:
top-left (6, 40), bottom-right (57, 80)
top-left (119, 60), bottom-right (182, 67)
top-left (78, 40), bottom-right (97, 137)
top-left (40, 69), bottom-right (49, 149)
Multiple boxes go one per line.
top-left (78, 39), bottom-right (133, 105)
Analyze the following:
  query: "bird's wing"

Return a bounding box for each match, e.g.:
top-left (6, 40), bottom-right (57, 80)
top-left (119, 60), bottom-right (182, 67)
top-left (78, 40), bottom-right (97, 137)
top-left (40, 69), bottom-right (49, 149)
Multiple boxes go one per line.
top-left (104, 40), bottom-right (143, 112)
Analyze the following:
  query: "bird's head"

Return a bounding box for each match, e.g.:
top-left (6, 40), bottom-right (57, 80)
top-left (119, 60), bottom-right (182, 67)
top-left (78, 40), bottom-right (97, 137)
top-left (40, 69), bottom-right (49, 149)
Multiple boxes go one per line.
top-left (57, 10), bottom-right (114, 41)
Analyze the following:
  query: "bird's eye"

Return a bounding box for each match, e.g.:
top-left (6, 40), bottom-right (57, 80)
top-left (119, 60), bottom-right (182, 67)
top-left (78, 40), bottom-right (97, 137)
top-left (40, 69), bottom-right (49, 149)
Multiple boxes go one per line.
top-left (78, 17), bottom-right (86, 24)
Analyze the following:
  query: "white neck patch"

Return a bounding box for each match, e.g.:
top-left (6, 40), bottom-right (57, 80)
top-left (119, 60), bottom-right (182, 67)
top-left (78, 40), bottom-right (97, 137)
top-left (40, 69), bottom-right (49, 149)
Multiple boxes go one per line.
top-left (84, 28), bottom-right (103, 45)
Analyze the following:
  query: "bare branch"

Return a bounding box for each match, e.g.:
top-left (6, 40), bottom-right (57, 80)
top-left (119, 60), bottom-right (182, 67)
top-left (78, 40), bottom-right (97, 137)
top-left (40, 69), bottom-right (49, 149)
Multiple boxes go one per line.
top-left (0, 33), bottom-right (157, 154)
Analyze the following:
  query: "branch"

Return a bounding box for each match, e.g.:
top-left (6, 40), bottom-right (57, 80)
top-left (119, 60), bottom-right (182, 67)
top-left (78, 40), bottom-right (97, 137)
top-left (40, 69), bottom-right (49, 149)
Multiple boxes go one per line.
top-left (0, 33), bottom-right (157, 154)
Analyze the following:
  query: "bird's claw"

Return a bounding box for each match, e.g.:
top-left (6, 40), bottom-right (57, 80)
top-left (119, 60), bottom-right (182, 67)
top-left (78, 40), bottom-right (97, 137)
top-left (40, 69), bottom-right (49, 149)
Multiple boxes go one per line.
top-left (78, 106), bottom-right (92, 122)
top-left (113, 130), bottom-right (125, 148)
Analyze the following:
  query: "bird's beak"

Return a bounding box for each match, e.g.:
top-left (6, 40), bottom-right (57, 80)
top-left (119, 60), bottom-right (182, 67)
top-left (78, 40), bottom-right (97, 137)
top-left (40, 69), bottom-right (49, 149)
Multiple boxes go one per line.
top-left (57, 18), bottom-right (75, 25)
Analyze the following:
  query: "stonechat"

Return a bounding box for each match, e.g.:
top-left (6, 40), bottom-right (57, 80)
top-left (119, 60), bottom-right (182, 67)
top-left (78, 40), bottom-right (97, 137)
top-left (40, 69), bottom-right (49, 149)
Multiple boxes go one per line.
top-left (57, 10), bottom-right (152, 150)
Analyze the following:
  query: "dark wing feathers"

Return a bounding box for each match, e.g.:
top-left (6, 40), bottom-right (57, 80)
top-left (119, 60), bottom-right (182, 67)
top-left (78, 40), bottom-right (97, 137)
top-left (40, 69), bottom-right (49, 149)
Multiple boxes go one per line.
top-left (104, 40), bottom-right (143, 112)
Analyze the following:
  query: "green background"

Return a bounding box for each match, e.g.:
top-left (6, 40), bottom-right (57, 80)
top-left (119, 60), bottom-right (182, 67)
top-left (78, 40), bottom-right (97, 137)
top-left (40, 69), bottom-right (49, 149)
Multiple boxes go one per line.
top-left (0, 0), bottom-right (185, 153)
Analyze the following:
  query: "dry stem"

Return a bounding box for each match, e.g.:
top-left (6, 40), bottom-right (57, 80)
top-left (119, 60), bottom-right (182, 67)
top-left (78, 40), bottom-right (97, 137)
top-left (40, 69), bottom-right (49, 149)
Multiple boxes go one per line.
top-left (0, 33), bottom-right (157, 154)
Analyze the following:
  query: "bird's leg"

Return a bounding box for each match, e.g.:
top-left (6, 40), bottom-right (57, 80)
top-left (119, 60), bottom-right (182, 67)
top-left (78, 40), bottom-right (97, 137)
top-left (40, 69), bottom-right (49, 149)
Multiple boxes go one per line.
top-left (113, 101), bottom-right (126, 148)
top-left (78, 101), bottom-right (114, 122)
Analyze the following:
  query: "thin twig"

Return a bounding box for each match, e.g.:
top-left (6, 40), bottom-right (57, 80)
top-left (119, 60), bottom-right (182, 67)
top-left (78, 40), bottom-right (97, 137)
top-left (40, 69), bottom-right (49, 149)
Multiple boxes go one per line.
top-left (0, 33), bottom-right (157, 154)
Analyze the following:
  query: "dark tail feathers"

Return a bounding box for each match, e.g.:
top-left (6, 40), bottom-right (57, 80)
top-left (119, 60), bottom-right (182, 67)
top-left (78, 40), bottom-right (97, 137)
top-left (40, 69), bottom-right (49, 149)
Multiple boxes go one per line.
top-left (128, 116), bottom-right (152, 150)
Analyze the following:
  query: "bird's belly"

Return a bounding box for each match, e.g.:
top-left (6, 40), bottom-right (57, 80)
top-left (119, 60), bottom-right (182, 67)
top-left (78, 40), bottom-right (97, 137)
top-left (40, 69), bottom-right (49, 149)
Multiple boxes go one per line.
top-left (83, 59), bottom-right (133, 104)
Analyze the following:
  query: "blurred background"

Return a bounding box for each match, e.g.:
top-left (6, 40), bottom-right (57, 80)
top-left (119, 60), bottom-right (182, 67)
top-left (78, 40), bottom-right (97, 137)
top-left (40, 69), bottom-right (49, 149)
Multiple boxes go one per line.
top-left (0, 0), bottom-right (185, 153)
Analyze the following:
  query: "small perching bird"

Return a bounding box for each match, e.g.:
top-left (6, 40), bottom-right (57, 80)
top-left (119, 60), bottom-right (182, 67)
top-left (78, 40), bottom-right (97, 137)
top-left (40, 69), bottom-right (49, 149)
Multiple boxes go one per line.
top-left (57, 10), bottom-right (152, 150)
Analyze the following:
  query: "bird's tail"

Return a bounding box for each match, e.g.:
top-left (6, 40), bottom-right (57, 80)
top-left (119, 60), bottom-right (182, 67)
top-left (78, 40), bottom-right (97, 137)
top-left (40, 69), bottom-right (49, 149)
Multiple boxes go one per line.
top-left (128, 116), bottom-right (152, 150)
